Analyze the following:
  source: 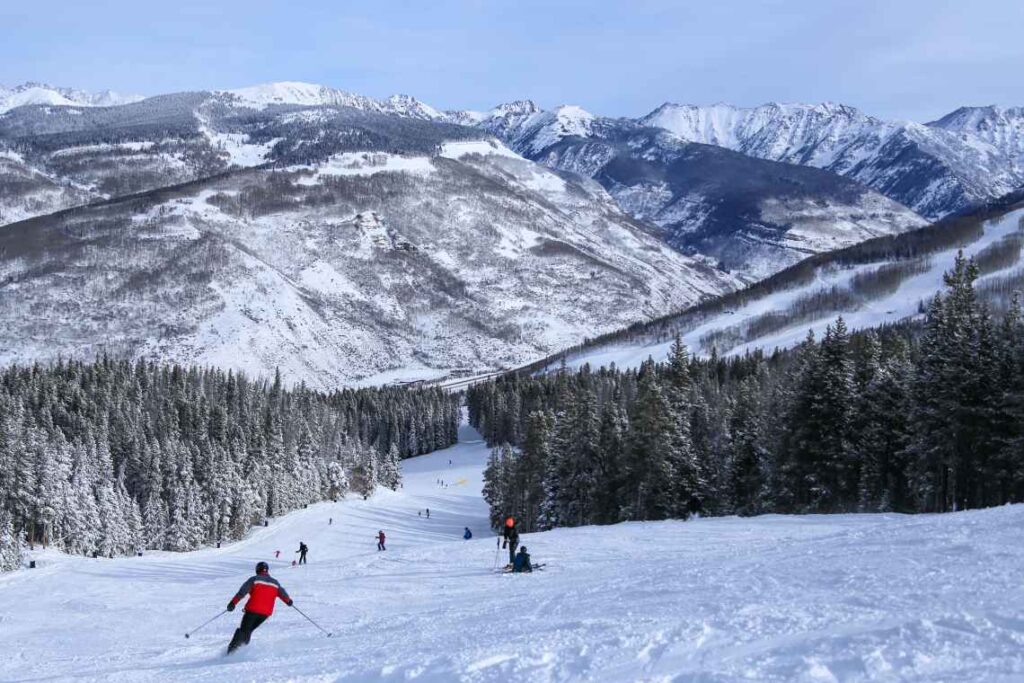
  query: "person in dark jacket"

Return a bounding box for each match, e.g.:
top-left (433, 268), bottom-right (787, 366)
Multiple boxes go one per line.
top-left (296, 542), bottom-right (308, 564)
top-left (377, 530), bottom-right (386, 551)
top-left (512, 546), bottom-right (532, 573)
top-left (463, 527), bottom-right (472, 540)
top-left (226, 561), bottom-right (293, 653)
top-left (502, 524), bottom-right (520, 566)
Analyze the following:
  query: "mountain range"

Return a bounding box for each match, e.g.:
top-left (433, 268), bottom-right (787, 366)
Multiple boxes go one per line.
top-left (0, 81), bottom-right (1021, 386)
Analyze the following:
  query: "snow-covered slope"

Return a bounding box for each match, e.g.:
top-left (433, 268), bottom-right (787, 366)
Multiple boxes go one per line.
top-left (222, 81), bottom-right (444, 120)
top-left (0, 141), bottom-right (737, 389)
top-left (4, 420), bottom-right (1024, 682)
top-left (0, 82), bottom-right (143, 113)
top-left (0, 90), bottom-right (483, 227)
top-left (469, 107), bottom-right (927, 281)
top-left (548, 199), bottom-right (1024, 372)
top-left (641, 102), bottom-right (1024, 220)
top-left (930, 105), bottom-right (1024, 167)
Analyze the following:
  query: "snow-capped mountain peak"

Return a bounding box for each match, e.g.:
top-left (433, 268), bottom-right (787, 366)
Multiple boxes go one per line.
top-left (220, 81), bottom-right (378, 109)
top-left (929, 105), bottom-right (1024, 165)
top-left (0, 82), bottom-right (143, 113)
top-left (383, 94), bottom-right (443, 120)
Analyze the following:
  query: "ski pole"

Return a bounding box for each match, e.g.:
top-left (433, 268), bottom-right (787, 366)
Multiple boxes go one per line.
top-left (292, 604), bottom-right (333, 637)
top-left (492, 534), bottom-right (501, 571)
top-left (184, 609), bottom-right (228, 639)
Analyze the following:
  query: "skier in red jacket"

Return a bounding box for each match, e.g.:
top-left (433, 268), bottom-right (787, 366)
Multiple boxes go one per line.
top-left (226, 561), bottom-right (293, 654)
top-left (377, 530), bottom-right (386, 551)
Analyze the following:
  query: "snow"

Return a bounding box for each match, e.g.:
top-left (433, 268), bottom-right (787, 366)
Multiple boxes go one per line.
top-left (5, 417), bottom-right (1024, 681)
top-left (560, 206), bottom-right (1024, 372)
top-left (292, 152), bottom-right (435, 184)
top-left (439, 139), bottom-right (522, 160)
top-left (196, 111), bottom-right (279, 167)
top-left (0, 83), bottom-right (143, 113)
top-left (221, 82), bottom-right (376, 110)
top-left (219, 83), bottom-right (445, 121)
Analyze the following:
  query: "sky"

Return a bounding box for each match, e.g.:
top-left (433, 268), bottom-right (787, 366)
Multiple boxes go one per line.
top-left (1, 0), bottom-right (1022, 122)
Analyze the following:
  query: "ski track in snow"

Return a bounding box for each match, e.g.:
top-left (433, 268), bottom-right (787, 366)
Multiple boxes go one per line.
top-left (3, 420), bottom-right (1024, 681)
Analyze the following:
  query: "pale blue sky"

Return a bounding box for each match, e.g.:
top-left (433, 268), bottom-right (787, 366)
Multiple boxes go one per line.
top-left (2, 0), bottom-right (1022, 121)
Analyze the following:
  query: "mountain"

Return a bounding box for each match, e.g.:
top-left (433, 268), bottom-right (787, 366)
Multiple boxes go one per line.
top-left (0, 82), bottom-right (143, 113)
top-left (640, 102), bottom-right (1024, 219)
top-left (0, 89), bottom-right (485, 227)
top-left (0, 137), bottom-right (738, 389)
top-left (220, 81), bottom-right (444, 120)
top-left (529, 190), bottom-right (1024, 373)
top-left (929, 105), bottom-right (1024, 167)
top-left (467, 104), bottom-right (926, 281)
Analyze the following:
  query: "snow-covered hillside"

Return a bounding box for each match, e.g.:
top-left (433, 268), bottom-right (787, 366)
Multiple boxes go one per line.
top-left (641, 102), bottom-right (1024, 220)
top-left (464, 103), bottom-right (929, 280)
top-left (0, 140), bottom-right (737, 389)
top-left (222, 81), bottom-right (444, 120)
top-left (4, 420), bottom-right (1023, 682)
top-left (0, 82), bottom-right (143, 113)
top-left (551, 202), bottom-right (1024, 372)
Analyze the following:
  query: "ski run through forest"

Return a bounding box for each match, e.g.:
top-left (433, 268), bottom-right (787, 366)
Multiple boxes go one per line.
top-left (2, 418), bottom-right (1024, 681)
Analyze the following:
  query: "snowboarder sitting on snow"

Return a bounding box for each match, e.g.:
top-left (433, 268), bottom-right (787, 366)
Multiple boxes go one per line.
top-left (463, 527), bottom-right (472, 540)
top-left (296, 542), bottom-right (308, 564)
top-left (512, 546), bottom-right (533, 573)
top-left (377, 530), bottom-right (386, 551)
top-left (226, 561), bottom-right (293, 653)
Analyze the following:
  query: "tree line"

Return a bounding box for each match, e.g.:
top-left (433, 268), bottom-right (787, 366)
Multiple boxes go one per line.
top-left (470, 252), bottom-right (1024, 532)
top-left (0, 359), bottom-right (460, 570)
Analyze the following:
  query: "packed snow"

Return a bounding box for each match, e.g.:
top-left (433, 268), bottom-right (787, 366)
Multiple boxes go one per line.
top-left (4, 417), bottom-right (1024, 682)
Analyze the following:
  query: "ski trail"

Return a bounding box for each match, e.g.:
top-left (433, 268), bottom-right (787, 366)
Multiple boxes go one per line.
top-left (4, 418), bottom-right (1024, 681)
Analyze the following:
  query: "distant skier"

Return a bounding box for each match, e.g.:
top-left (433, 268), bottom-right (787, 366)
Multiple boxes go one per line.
top-left (329, 517), bottom-right (332, 525)
top-left (377, 530), bottom-right (386, 551)
top-left (274, 550), bottom-right (280, 559)
top-left (426, 508), bottom-right (430, 519)
top-left (226, 561), bottom-right (293, 654)
top-left (296, 542), bottom-right (308, 565)
top-left (463, 527), bottom-right (472, 540)
top-left (502, 517), bottom-right (519, 565)
top-left (512, 546), bottom-right (533, 573)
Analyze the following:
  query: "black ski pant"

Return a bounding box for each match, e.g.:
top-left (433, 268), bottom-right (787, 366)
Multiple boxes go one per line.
top-left (227, 611), bottom-right (268, 653)
top-left (508, 540), bottom-right (519, 565)
top-left (299, 552), bottom-right (307, 565)
top-left (377, 541), bottom-right (385, 551)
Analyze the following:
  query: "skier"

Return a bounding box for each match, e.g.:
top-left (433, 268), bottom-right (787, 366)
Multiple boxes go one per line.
top-left (296, 542), bottom-right (308, 565)
top-left (426, 508), bottom-right (430, 519)
top-left (512, 546), bottom-right (533, 573)
top-left (274, 550), bottom-right (280, 559)
top-left (377, 530), bottom-right (386, 551)
top-left (226, 561), bottom-right (293, 654)
top-left (501, 517), bottom-right (519, 565)
top-left (329, 517), bottom-right (332, 525)
top-left (463, 527), bottom-right (472, 540)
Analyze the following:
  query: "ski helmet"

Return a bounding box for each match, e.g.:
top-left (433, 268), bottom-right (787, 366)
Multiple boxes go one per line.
top-left (255, 561), bottom-right (269, 575)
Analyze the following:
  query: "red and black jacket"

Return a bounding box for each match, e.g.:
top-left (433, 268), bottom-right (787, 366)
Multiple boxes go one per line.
top-left (230, 574), bottom-right (292, 616)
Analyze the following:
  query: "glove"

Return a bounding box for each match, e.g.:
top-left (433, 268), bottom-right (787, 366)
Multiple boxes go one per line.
top-left (227, 602), bottom-right (235, 612)
top-left (287, 599), bottom-right (295, 607)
